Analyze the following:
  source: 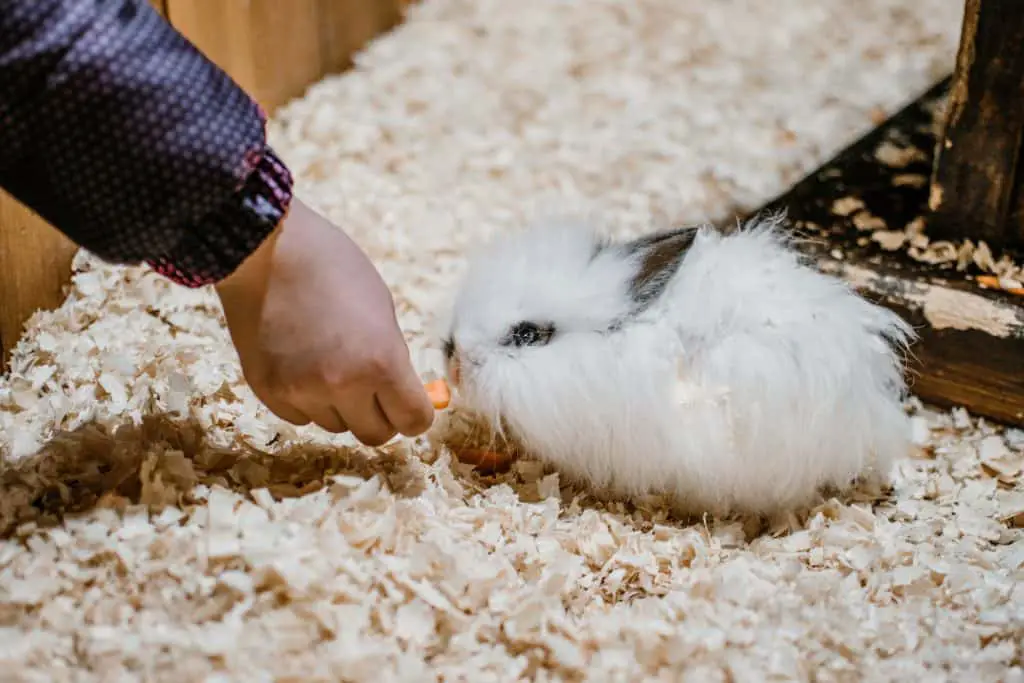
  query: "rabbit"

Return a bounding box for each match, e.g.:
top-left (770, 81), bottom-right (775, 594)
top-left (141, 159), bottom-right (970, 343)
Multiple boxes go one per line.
top-left (438, 213), bottom-right (916, 518)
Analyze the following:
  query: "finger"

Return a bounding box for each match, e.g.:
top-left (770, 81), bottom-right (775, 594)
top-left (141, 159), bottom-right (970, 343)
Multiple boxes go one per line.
top-left (292, 400), bottom-right (348, 434)
top-left (255, 390), bottom-right (311, 426)
top-left (335, 391), bottom-right (397, 447)
top-left (376, 378), bottom-right (434, 437)
top-left (375, 346), bottom-right (436, 436)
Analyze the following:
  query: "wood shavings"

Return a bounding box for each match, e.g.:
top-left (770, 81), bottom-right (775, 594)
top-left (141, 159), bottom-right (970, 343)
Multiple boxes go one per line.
top-left (874, 140), bottom-right (928, 167)
top-left (859, 113), bottom-right (1024, 285)
top-left (863, 210), bottom-right (1024, 287)
top-left (832, 196), bottom-right (866, 217)
top-left (8, 0), bottom-right (1022, 681)
top-left (892, 173), bottom-right (928, 188)
top-left (852, 210), bottom-right (887, 232)
top-left (977, 275), bottom-right (1024, 296)
top-left (872, 229), bottom-right (908, 251)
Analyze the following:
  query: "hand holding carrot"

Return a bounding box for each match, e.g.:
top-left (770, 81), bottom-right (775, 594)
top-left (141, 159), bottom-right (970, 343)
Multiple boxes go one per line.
top-left (216, 197), bottom-right (435, 445)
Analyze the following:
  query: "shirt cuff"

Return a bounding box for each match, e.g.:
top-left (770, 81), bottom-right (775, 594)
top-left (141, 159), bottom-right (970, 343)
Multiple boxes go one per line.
top-left (145, 145), bottom-right (294, 288)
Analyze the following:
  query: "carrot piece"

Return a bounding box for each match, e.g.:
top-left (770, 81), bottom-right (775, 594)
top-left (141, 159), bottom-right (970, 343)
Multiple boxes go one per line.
top-left (977, 275), bottom-right (1001, 288)
top-left (425, 378), bottom-right (451, 410)
top-left (456, 448), bottom-right (516, 474)
top-left (976, 275), bottom-right (1024, 295)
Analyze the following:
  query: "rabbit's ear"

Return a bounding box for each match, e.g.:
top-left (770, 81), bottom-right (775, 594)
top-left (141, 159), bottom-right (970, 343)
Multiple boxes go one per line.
top-left (622, 227), bottom-right (697, 311)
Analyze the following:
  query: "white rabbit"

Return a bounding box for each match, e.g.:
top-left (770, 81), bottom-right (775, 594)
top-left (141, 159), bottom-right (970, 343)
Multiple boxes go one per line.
top-left (439, 214), bottom-right (916, 518)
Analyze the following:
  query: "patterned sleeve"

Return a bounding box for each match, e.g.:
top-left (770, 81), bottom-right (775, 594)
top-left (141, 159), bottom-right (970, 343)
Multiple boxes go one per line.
top-left (0, 0), bottom-right (294, 288)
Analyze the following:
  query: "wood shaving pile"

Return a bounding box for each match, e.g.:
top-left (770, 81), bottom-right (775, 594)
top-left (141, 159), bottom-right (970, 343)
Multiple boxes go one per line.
top-left (5, 0), bottom-right (1022, 680)
top-left (869, 212), bottom-right (1024, 294)
top-left (856, 101), bottom-right (1024, 292)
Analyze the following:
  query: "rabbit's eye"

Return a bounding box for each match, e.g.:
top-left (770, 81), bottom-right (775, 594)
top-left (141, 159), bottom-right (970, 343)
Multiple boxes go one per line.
top-left (442, 336), bottom-right (456, 359)
top-left (502, 321), bottom-right (556, 348)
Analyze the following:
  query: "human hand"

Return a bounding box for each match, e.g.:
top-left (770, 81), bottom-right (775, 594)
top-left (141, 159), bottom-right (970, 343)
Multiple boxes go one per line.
top-left (214, 197), bottom-right (434, 445)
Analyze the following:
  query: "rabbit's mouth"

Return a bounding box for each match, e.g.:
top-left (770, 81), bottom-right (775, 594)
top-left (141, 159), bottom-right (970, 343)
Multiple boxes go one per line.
top-left (445, 344), bottom-right (485, 391)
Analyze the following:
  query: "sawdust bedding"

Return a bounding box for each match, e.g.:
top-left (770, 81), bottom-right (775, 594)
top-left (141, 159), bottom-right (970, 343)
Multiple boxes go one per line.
top-left (2, 0), bottom-right (1022, 681)
top-left (829, 96), bottom-right (1024, 292)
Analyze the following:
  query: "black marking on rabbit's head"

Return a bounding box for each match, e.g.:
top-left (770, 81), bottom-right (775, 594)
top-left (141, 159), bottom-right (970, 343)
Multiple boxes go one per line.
top-left (621, 226), bottom-right (698, 314)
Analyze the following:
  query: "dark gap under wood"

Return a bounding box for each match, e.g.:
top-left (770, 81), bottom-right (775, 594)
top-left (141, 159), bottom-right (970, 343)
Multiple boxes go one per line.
top-left (740, 77), bottom-right (1024, 428)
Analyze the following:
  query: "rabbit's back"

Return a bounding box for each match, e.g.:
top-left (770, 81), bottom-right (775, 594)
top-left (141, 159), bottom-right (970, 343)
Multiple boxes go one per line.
top-left (651, 221), bottom-right (914, 515)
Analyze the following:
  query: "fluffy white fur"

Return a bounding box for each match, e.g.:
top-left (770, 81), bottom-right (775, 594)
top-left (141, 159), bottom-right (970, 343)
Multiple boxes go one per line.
top-left (443, 215), bottom-right (916, 517)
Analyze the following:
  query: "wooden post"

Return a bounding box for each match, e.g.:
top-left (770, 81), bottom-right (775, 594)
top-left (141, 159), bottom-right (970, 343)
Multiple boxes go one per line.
top-left (0, 0), bottom-right (409, 368)
top-left (928, 0), bottom-right (1024, 251)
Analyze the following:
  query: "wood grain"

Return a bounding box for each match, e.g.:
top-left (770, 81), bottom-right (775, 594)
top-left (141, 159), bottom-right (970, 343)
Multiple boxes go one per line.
top-left (166, 0), bottom-right (405, 113)
top-left (817, 260), bottom-right (1024, 427)
top-left (0, 194), bottom-right (77, 367)
top-left (319, 0), bottom-right (405, 75)
top-left (928, 0), bottom-right (1024, 250)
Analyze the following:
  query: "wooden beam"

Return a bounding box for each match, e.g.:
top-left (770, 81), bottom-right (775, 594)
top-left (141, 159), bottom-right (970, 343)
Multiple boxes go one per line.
top-left (928, 0), bottom-right (1024, 251)
top-left (747, 78), bottom-right (1024, 428)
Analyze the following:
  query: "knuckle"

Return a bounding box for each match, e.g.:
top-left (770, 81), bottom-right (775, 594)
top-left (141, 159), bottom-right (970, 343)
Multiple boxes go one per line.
top-left (320, 330), bottom-right (411, 391)
top-left (321, 364), bottom-right (357, 392)
top-left (327, 351), bottom-right (394, 391)
top-left (280, 381), bottom-right (310, 404)
top-left (361, 348), bottom-right (395, 380)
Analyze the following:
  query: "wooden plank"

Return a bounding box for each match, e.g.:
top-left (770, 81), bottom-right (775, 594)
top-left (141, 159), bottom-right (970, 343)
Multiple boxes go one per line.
top-left (149, 0), bottom-right (167, 17)
top-left (0, 194), bottom-right (77, 367)
top-left (318, 0), bottom-right (405, 75)
top-left (165, 0), bottom-right (405, 113)
top-left (746, 78), bottom-right (1024, 427)
top-left (928, 0), bottom-right (1024, 251)
top-left (165, 0), bottom-right (321, 112)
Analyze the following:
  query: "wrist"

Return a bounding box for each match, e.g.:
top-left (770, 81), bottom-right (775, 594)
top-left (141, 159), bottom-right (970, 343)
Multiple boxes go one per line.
top-left (213, 219), bottom-right (282, 299)
top-left (148, 146), bottom-right (294, 288)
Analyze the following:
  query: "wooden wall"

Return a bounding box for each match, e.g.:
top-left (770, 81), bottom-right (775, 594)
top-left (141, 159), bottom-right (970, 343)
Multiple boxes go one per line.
top-left (152, 0), bottom-right (407, 113)
top-left (0, 0), bottom-right (409, 366)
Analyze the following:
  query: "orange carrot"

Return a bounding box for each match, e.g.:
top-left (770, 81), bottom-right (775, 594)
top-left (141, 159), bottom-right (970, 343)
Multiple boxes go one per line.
top-left (425, 378), bottom-right (451, 410)
top-left (456, 448), bottom-right (516, 474)
top-left (977, 275), bottom-right (1024, 295)
top-left (977, 275), bottom-right (1001, 288)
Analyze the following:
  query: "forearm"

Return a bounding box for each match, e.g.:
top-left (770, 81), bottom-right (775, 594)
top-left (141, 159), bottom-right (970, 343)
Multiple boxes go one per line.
top-left (0, 0), bottom-right (293, 287)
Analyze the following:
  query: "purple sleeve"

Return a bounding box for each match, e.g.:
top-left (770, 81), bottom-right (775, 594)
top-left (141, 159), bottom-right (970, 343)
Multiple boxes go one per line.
top-left (0, 0), bottom-right (294, 287)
